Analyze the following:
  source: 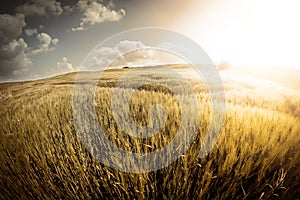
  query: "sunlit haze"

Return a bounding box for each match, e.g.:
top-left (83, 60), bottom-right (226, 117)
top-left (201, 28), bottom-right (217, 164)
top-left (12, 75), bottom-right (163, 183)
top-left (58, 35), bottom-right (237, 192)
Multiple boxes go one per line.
top-left (172, 0), bottom-right (300, 69)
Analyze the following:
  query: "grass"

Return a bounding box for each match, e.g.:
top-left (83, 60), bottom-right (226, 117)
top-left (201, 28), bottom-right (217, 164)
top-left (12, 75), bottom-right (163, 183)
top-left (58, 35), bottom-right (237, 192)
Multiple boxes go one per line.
top-left (0, 65), bottom-right (300, 199)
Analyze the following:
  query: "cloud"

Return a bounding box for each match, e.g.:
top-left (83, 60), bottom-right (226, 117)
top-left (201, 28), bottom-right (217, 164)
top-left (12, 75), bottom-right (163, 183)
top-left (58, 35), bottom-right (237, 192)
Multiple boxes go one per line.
top-left (83, 40), bottom-right (186, 71)
top-left (52, 38), bottom-right (59, 45)
top-left (72, 23), bottom-right (87, 31)
top-left (25, 28), bottom-right (38, 36)
top-left (0, 13), bottom-right (32, 80)
top-left (16, 0), bottom-right (63, 17)
top-left (0, 38), bottom-right (32, 77)
top-left (72, 0), bottom-right (125, 31)
top-left (57, 57), bottom-right (74, 72)
top-left (30, 32), bottom-right (59, 55)
top-left (63, 5), bottom-right (75, 14)
top-left (117, 41), bottom-right (146, 54)
top-left (16, 0), bottom-right (63, 16)
top-left (0, 13), bottom-right (26, 44)
top-left (83, 40), bottom-right (154, 70)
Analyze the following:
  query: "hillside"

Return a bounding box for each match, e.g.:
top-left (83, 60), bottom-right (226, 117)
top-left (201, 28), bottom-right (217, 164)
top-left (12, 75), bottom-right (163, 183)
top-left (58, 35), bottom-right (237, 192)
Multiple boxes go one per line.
top-left (1, 65), bottom-right (300, 199)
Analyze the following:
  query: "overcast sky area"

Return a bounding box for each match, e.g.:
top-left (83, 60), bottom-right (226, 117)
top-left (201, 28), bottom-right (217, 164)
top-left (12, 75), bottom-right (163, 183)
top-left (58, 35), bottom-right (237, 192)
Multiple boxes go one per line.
top-left (0, 0), bottom-right (300, 82)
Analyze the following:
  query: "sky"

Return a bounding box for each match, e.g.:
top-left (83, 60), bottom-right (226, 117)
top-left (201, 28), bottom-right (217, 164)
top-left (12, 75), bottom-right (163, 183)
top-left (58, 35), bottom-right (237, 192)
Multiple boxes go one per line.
top-left (0, 0), bottom-right (300, 82)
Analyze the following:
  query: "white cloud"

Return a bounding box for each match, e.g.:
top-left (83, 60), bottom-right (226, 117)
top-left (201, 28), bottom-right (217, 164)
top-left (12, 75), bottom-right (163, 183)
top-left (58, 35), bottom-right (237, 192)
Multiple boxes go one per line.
top-left (52, 38), bottom-right (59, 45)
top-left (83, 40), bottom-right (154, 70)
top-left (117, 41), bottom-right (145, 53)
top-left (30, 32), bottom-right (59, 55)
top-left (57, 57), bottom-right (74, 72)
top-left (25, 28), bottom-right (38, 36)
top-left (16, 0), bottom-right (63, 17)
top-left (72, 0), bottom-right (125, 31)
top-left (37, 33), bottom-right (52, 44)
top-left (0, 13), bottom-right (32, 79)
top-left (72, 23), bottom-right (87, 31)
top-left (82, 40), bottom-right (185, 71)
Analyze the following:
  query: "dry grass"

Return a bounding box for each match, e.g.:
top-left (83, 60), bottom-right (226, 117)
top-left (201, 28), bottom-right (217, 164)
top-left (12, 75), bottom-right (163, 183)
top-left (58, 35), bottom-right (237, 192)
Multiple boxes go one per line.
top-left (0, 65), bottom-right (300, 199)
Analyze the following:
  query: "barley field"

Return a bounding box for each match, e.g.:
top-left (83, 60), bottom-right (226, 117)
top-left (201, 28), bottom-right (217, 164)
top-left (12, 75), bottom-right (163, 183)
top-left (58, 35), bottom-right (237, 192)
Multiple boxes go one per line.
top-left (0, 65), bottom-right (299, 199)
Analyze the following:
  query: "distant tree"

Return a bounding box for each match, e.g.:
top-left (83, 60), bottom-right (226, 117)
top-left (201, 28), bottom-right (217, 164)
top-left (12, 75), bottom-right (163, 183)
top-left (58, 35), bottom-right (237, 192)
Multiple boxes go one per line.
top-left (217, 61), bottom-right (231, 70)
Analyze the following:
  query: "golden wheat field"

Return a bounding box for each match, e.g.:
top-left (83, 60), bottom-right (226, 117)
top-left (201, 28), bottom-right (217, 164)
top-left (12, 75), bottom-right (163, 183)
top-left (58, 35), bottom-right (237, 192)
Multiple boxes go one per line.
top-left (0, 65), bottom-right (300, 199)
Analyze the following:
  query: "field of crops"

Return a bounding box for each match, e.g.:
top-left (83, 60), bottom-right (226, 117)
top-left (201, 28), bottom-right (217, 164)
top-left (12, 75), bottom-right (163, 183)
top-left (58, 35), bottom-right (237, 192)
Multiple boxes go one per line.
top-left (1, 65), bottom-right (299, 199)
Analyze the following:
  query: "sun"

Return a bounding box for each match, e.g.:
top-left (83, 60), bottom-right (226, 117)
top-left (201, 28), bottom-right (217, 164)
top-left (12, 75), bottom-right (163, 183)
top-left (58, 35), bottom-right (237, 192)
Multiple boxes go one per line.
top-left (172, 0), bottom-right (300, 69)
